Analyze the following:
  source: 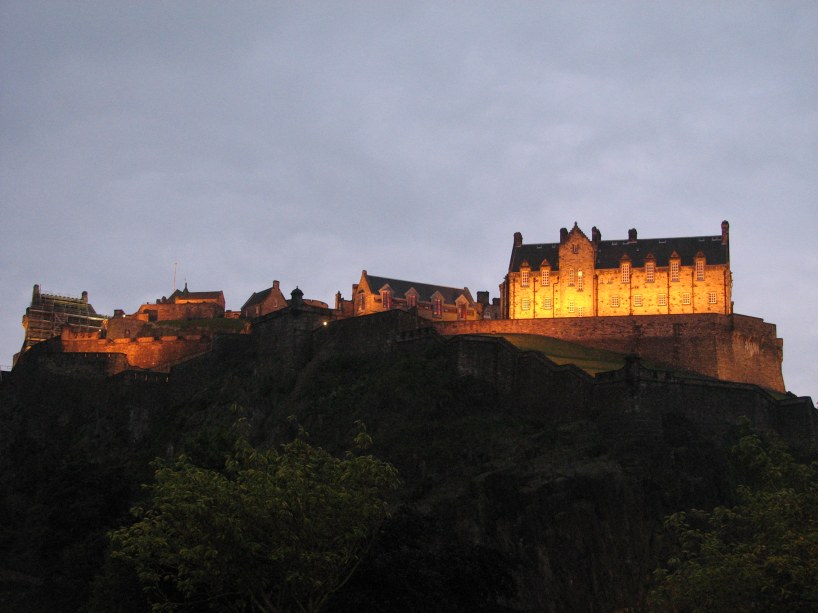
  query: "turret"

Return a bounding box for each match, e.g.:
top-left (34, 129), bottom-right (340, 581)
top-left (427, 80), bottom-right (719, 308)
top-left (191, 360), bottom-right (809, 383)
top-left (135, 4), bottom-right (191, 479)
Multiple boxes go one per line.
top-left (290, 287), bottom-right (304, 308)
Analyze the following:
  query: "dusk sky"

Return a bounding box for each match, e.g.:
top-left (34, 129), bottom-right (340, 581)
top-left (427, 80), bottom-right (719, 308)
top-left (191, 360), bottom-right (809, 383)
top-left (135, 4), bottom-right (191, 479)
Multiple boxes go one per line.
top-left (1, 2), bottom-right (816, 401)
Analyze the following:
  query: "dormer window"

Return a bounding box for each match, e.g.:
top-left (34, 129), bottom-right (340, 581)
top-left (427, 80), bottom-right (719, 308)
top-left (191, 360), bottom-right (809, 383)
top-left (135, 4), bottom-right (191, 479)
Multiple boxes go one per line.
top-left (541, 268), bottom-right (550, 286)
top-left (520, 270), bottom-right (530, 287)
top-left (433, 298), bottom-right (443, 317)
top-left (670, 255), bottom-right (680, 282)
top-left (358, 292), bottom-right (366, 312)
top-left (457, 302), bottom-right (467, 319)
top-left (406, 292), bottom-right (417, 308)
top-left (645, 259), bottom-right (655, 283)
top-left (695, 253), bottom-right (705, 281)
top-left (381, 290), bottom-right (392, 310)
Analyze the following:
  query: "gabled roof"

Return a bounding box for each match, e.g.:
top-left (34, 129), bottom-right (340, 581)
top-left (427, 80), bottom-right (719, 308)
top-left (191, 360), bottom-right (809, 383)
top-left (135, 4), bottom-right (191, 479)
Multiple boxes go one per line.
top-left (241, 288), bottom-right (272, 310)
top-left (169, 283), bottom-right (224, 302)
top-left (509, 227), bottom-right (729, 272)
top-left (362, 273), bottom-right (474, 305)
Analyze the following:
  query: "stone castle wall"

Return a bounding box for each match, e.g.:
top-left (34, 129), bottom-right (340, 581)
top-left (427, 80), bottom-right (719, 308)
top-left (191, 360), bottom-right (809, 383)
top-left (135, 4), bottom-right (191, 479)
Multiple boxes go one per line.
top-left (56, 333), bottom-right (213, 372)
top-left (432, 313), bottom-right (785, 392)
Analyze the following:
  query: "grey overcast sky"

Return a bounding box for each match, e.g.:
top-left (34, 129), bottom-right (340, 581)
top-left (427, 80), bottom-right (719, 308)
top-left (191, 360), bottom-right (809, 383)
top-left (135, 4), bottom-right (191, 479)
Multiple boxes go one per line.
top-left (1, 2), bottom-right (816, 400)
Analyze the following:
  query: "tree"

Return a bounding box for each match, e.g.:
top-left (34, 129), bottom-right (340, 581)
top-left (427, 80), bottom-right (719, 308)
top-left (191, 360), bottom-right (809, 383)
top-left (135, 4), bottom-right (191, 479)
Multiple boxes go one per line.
top-left (110, 420), bottom-right (400, 613)
top-left (650, 433), bottom-right (818, 612)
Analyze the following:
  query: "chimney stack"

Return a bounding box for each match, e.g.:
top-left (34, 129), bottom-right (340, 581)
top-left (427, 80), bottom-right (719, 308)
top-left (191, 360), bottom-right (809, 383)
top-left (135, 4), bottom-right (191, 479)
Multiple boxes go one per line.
top-left (591, 226), bottom-right (601, 243)
top-left (721, 220), bottom-right (729, 245)
top-left (628, 228), bottom-right (637, 242)
top-left (513, 232), bottom-right (523, 248)
top-left (560, 227), bottom-right (568, 243)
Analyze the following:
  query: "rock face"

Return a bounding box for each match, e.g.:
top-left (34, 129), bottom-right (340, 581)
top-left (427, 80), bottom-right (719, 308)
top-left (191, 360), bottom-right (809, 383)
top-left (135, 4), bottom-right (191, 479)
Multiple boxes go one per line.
top-left (0, 309), bottom-right (814, 611)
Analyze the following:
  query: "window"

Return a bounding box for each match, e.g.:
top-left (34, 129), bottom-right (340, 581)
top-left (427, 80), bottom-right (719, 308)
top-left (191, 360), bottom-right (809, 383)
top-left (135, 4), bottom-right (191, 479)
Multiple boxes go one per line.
top-left (682, 293), bottom-right (691, 305)
top-left (521, 298), bottom-right (530, 311)
top-left (381, 290), bottom-right (392, 310)
top-left (406, 293), bottom-right (417, 308)
top-left (621, 261), bottom-right (631, 284)
top-left (358, 293), bottom-right (365, 312)
top-left (541, 269), bottom-right (550, 286)
top-left (577, 306), bottom-right (584, 317)
top-left (708, 292), bottom-right (717, 304)
top-left (572, 243), bottom-right (579, 254)
top-left (658, 294), bottom-right (667, 306)
top-left (634, 295), bottom-right (643, 307)
top-left (671, 261), bottom-right (680, 282)
top-left (520, 270), bottom-right (529, 287)
top-left (568, 301), bottom-right (575, 313)
top-left (646, 261), bottom-right (655, 283)
top-left (696, 259), bottom-right (705, 281)
top-left (569, 268), bottom-right (575, 285)
top-left (543, 297), bottom-right (552, 310)
top-left (611, 296), bottom-right (620, 307)
top-left (433, 298), bottom-right (443, 317)
top-left (577, 270), bottom-right (584, 291)
top-left (458, 303), bottom-right (467, 319)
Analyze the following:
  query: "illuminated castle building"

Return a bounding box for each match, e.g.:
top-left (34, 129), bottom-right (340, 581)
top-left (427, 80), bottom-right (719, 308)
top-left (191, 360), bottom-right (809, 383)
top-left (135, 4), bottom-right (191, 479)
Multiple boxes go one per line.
top-left (500, 221), bottom-right (732, 320)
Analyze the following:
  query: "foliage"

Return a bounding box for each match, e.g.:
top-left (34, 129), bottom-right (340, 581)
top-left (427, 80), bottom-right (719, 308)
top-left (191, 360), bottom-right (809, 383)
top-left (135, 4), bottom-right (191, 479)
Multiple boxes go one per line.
top-left (650, 434), bottom-right (818, 612)
top-left (109, 420), bottom-right (400, 613)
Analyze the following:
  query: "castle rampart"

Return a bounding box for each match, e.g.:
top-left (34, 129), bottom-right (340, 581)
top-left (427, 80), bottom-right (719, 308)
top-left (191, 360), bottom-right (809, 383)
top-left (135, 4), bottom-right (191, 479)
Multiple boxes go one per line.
top-left (432, 313), bottom-right (785, 392)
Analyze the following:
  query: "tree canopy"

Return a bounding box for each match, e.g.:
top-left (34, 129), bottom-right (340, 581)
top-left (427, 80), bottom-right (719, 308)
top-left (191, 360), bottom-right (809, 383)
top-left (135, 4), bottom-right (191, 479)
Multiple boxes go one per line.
top-left (650, 433), bottom-right (818, 612)
top-left (110, 420), bottom-right (400, 613)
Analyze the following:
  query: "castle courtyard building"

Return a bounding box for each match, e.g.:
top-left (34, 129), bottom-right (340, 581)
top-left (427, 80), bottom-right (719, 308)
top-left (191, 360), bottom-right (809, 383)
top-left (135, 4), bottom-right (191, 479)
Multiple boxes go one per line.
top-left (501, 221), bottom-right (732, 319)
top-left (351, 270), bottom-right (481, 321)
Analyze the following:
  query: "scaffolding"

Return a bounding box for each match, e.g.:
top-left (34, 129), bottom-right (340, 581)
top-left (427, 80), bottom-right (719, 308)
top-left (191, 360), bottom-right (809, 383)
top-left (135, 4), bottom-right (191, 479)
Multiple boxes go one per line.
top-left (21, 285), bottom-right (108, 352)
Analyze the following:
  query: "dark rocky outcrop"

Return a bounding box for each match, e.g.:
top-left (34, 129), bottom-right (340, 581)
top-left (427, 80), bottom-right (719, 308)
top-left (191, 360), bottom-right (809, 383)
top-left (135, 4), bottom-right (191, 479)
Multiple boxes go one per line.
top-left (0, 308), bottom-right (814, 611)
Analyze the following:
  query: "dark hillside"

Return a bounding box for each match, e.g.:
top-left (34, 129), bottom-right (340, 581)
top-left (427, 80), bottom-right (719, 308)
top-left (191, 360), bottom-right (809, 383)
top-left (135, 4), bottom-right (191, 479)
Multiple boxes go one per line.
top-left (0, 314), bottom-right (814, 611)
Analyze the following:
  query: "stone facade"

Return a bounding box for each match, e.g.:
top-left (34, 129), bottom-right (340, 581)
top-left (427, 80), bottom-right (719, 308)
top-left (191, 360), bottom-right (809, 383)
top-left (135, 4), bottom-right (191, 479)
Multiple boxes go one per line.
top-left (501, 222), bottom-right (732, 319)
top-left (348, 270), bottom-right (481, 321)
top-left (433, 313), bottom-right (785, 392)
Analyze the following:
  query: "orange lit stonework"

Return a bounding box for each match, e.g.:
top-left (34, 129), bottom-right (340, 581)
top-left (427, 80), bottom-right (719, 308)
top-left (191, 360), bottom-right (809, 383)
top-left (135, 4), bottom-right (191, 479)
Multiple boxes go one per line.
top-left (501, 222), bottom-right (732, 320)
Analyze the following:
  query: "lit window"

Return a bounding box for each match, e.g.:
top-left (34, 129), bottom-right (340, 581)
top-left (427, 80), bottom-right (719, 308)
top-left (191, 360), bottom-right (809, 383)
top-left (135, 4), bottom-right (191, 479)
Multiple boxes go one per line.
top-left (406, 293), bottom-right (417, 308)
top-left (634, 295), bottom-right (643, 307)
top-left (541, 269), bottom-right (550, 286)
top-left (569, 268), bottom-right (575, 285)
top-left (671, 261), bottom-right (680, 282)
top-left (521, 298), bottom-right (530, 311)
top-left (521, 270), bottom-right (529, 287)
top-left (433, 298), bottom-right (442, 317)
top-left (577, 306), bottom-right (584, 317)
top-left (682, 293), bottom-right (691, 305)
top-left (568, 301), bottom-right (575, 313)
top-left (646, 261), bottom-right (655, 283)
top-left (611, 296), bottom-right (620, 307)
top-left (708, 292), bottom-right (717, 304)
top-left (577, 270), bottom-right (584, 291)
top-left (621, 262), bottom-right (631, 284)
top-left (696, 259), bottom-right (705, 281)
top-left (658, 294), bottom-right (667, 306)
top-left (381, 290), bottom-right (392, 310)
top-left (543, 297), bottom-right (552, 310)
top-left (458, 303), bottom-right (467, 319)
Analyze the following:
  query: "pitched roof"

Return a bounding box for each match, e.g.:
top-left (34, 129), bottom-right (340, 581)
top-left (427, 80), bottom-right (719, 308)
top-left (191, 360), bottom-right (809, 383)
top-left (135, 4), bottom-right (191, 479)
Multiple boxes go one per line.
top-left (241, 288), bottom-right (272, 310)
top-left (169, 284), bottom-right (224, 302)
top-left (509, 230), bottom-right (729, 272)
top-left (362, 273), bottom-right (474, 305)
